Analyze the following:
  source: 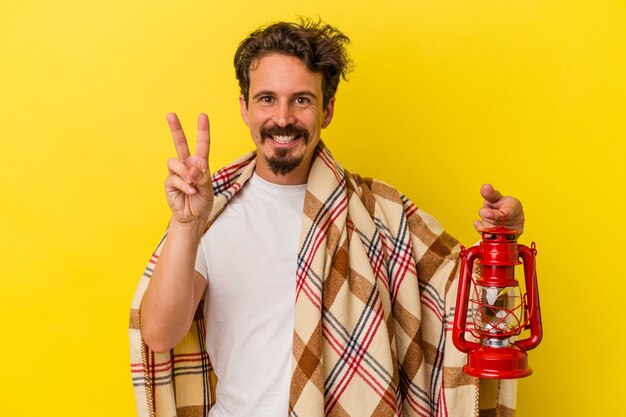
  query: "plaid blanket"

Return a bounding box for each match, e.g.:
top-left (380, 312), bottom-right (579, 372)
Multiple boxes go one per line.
top-left (129, 142), bottom-right (516, 417)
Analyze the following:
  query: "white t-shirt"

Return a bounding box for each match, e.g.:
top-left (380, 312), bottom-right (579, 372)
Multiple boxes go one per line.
top-left (195, 173), bottom-right (306, 417)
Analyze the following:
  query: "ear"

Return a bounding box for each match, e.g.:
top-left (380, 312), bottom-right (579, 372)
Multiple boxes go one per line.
top-left (239, 94), bottom-right (250, 126)
top-left (322, 97), bottom-right (335, 128)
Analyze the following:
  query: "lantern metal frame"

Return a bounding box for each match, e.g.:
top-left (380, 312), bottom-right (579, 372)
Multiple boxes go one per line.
top-left (452, 226), bottom-right (543, 379)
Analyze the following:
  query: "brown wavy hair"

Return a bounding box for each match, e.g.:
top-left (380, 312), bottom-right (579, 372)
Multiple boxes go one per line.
top-left (234, 18), bottom-right (353, 107)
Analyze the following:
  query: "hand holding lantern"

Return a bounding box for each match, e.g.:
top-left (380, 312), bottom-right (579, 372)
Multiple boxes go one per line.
top-left (452, 225), bottom-right (542, 379)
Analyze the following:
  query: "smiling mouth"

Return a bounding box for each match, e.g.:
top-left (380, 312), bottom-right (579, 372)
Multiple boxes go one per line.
top-left (271, 135), bottom-right (297, 144)
top-left (261, 124), bottom-right (309, 145)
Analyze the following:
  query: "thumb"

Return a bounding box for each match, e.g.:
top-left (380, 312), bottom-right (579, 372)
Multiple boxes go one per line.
top-left (481, 183), bottom-right (503, 205)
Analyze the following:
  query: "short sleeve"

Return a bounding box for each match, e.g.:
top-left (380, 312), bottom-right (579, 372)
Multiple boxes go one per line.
top-left (195, 238), bottom-right (208, 282)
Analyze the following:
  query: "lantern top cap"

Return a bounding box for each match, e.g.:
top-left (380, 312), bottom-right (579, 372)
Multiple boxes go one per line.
top-left (482, 226), bottom-right (519, 240)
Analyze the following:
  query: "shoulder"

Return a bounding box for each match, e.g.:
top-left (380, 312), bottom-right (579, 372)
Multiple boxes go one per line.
top-left (345, 171), bottom-right (407, 210)
top-left (345, 170), bottom-right (459, 246)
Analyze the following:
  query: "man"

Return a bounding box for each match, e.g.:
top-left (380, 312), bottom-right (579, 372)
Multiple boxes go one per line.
top-left (130, 19), bottom-right (524, 417)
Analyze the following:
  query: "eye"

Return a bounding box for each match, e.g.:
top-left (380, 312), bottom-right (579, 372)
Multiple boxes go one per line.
top-left (259, 96), bottom-right (274, 103)
top-left (294, 97), bottom-right (310, 105)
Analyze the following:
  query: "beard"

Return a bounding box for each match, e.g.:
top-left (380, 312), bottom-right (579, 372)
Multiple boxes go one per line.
top-left (259, 124), bottom-right (310, 176)
top-left (266, 150), bottom-right (304, 176)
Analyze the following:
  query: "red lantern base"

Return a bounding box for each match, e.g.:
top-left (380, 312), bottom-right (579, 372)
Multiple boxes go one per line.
top-left (464, 345), bottom-right (533, 379)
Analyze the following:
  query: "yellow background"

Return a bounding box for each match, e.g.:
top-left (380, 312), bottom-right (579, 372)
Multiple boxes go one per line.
top-left (1, 0), bottom-right (625, 415)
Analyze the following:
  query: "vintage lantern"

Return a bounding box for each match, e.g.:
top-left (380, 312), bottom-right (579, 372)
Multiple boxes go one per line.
top-left (452, 225), bottom-right (542, 379)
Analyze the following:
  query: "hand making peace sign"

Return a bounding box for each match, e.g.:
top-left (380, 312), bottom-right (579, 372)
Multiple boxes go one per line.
top-left (164, 113), bottom-right (214, 225)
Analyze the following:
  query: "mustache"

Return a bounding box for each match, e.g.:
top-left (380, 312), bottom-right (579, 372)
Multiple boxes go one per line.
top-left (260, 124), bottom-right (309, 140)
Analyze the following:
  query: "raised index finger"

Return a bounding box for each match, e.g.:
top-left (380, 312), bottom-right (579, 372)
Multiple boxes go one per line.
top-left (167, 112), bottom-right (191, 160)
top-left (195, 113), bottom-right (210, 161)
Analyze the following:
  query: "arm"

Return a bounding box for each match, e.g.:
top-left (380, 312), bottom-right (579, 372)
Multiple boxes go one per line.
top-left (141, 113), bottom-right (214, 353)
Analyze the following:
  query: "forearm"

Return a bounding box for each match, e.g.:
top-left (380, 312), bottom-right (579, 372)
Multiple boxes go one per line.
top-left (140, 219), bottom-right (206, 353)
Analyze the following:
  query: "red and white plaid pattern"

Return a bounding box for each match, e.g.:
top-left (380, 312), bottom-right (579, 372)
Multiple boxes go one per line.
top-left (129, 142), bottom-right (516, 416)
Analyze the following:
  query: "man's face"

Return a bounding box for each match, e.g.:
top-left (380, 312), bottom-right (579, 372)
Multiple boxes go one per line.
top-left (240, 54), bottom-right (335, 184)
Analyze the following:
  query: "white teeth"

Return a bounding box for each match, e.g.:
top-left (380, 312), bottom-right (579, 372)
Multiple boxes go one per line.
top-left (273, 135), bottom-right (295, 144)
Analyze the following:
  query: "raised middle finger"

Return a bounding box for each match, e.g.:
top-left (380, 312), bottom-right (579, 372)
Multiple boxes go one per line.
top-left (195, 113), bottom-right (210, 161)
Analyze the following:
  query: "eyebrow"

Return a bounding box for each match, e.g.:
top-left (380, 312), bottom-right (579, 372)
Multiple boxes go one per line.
top-left (252, 90), bottom-right (318, 100)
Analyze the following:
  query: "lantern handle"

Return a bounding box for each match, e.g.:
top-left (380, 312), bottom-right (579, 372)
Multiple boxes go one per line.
top-left (515, 243), bottom-right (543, 351)
top-left (453, 245), bottom-right (482, 354)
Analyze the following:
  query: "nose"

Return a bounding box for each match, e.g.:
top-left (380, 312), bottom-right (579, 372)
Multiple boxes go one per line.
top-left (273, 100), bottom-right (296, 127)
